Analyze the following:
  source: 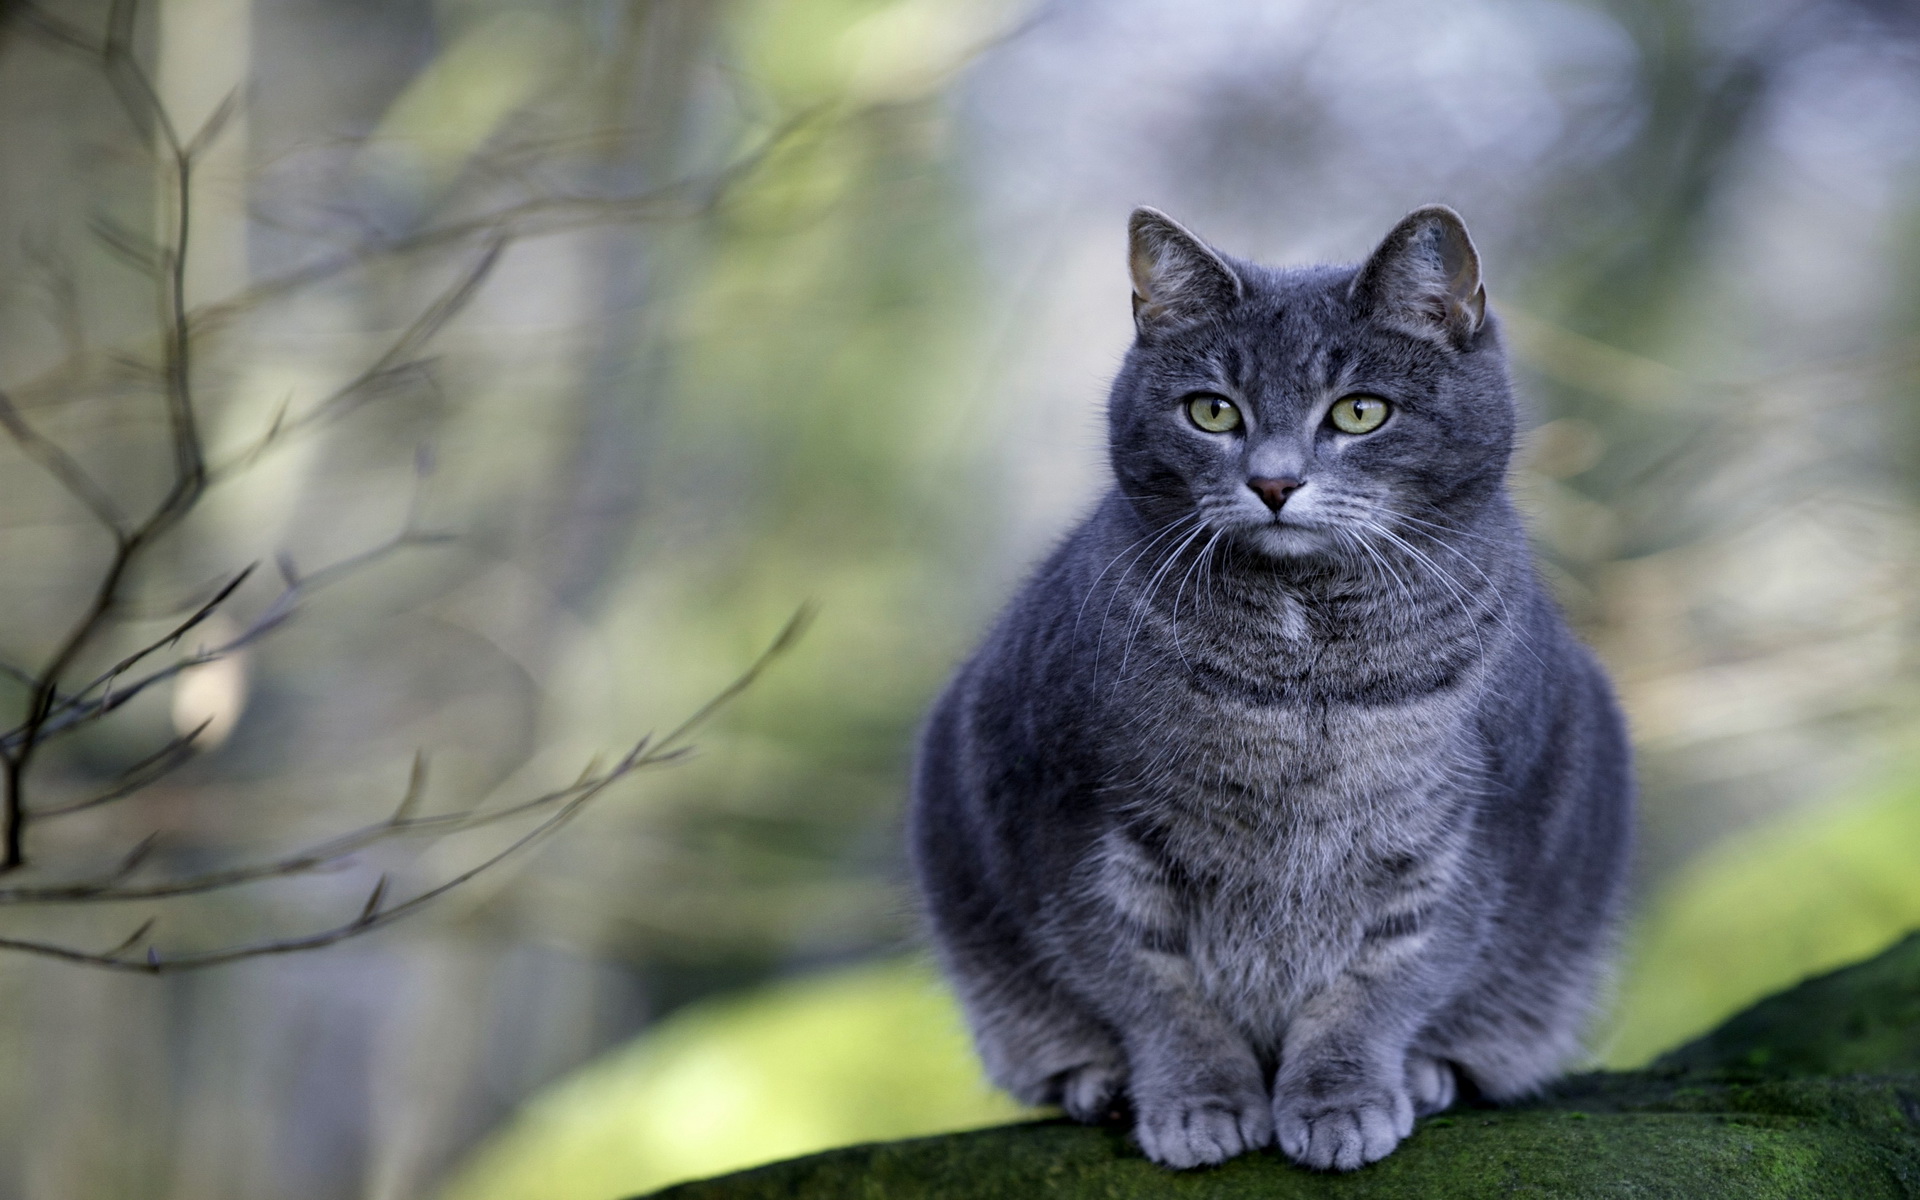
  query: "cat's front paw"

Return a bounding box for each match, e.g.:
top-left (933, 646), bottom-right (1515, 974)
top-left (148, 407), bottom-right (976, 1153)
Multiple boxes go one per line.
top-left (1132, 1086), bottom-right (1273, 1169)
top-left (1056, 1060), bottom-right (1128, 1124)
top-left (1271, 1078), bottom-right (1414, 1172)
top-left (1405, 1052), bottom-right (1457, 1117)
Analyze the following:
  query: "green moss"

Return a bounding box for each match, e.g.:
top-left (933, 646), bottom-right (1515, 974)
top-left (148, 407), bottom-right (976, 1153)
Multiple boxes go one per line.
top-left (1656, 932), bottom-right (1920, 1079)
top-left (639, 934), bottom-right (1920, 1199)
top-left (642, 1104), bottom-right (1916, 1200)
top-left (1604, 778), bottom-right (1920, 1067)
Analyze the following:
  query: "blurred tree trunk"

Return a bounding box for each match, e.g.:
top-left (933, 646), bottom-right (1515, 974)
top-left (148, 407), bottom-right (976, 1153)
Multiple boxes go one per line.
top-left (537, 0), bottom-right (726, 633)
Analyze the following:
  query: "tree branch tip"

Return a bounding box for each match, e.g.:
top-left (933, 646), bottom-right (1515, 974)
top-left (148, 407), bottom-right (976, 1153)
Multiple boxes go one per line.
top-left (105, 916), bottom-right (157, 957)
top-left (358, 874), bottom-right (389, 924)
top-left (183, 86), bottom-right (243, 163)
top-left (391, 755), bottom-right (429, 823)
top-left (116, 832), bottom-right (160, 877)
top-left (772, 602), bottom-right (819, 654)
top-left (572, 755), bottom-right (606, 787)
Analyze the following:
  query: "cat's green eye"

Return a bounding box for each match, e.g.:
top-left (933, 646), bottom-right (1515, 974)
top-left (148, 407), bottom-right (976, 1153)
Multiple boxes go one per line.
top-left (1187, 394), bottom-right (1242, 433)
top-left (1329, 394), bottom-right (1390, 435)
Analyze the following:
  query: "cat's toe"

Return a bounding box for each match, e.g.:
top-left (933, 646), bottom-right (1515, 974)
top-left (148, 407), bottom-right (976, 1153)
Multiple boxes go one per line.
top-left (1404, 1053), bottom-right (1457, 1117)
top-left (1057, 1061), bottom-right (1128, 1124)
top-left (1133, 1091), bottom-right (1273, 1169)
top-left (1273, 1085), bottom-right (1413, 1172)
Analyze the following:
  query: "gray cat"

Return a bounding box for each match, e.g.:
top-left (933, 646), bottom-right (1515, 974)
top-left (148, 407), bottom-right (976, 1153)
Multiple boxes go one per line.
top-left (908, 205), bottom-right (1633, 1172)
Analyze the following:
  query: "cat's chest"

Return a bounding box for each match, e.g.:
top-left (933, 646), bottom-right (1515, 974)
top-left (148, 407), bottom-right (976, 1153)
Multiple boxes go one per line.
top-left (1093, 655), bottom-right (1482, 1034)
top-left (1106, 659), bottom-right (1479, 815)
top-left (1089, 753), bottom-right (1472, 1042)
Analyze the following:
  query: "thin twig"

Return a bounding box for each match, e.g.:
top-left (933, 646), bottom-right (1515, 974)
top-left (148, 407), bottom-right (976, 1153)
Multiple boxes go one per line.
top-left (1, 530), bottom-right (435, 753)
top-left (215, 236), bottom-right (508, 472)
top-left (0, 0), bottom-right (813, 965)
top-left (1, 0), bottom-right (211, 873)
top-left (0, 107), bottom-right (818, 417)
top-left (0, 609), bottom-right (807, 969)
top-left (28, 720), bottom-right (210, 819)
top-left (0, 388), bottom-right (127, 533)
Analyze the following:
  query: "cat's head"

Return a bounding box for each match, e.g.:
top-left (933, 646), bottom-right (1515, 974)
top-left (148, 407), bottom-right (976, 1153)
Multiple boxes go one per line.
top-left (1106, 206), bottom-right (1516, 561)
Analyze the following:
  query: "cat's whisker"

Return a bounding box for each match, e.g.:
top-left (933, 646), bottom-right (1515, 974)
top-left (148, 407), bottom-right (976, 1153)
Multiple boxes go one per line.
top-left (1365, 521), bottom-right (1480, 613)
top-left (1092, 522), bottom-right (1195, 675)
top-left (1076, 512), bottom-right (1202, 635)
top-left (1363, 519), bottom-right (1499, 663)
top-left (1116, 521), bottom-right (1211, 679)
top-left (1169, 528), bottom-right (1228, 665)
top-left (1197, 528), bottom-right (1227, 620)
top-left (1369, 517), bottom-right (1549, 671)
top-left (1122, 523), bottom-right (1212, 655)
top-left (1389, 515), bottom-right (1501, 577)
top-left (1088, 513), bottom-right (1205, 668)
top-left (1386, 513), bottom-right (1546, 667)
top-left (1394, 509), bottom-right (1508, 548)
top-left (1336, 526), bottom-right (1417, 611)
top-left (1388, 514), bottom-right (1537, 655)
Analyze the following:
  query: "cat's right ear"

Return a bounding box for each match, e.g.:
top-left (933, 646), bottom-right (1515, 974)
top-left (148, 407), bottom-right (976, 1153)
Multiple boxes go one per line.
top-left (1350, 205), bottom-right (1487, 348)
top-left (1128, 207), bottom-right (1243, 337)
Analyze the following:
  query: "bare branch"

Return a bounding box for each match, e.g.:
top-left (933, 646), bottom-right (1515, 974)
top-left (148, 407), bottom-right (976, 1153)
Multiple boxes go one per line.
top-left (103, 917), bottom-right (156, 958)
top-left (28, 720), bottom-right (209, 819)
top-left (23, 234), bottom-right (91, 374)
top-left (113, 832), bottom-right (159, 879)
top-left (357, 875), bottom-right (389, 924)
top-left (1, 0), bottom-right (213, 873)
top-left (181, 87), bottom-right (242, 162)
top-left (0, 0), bottom-right (812, 967)
top-left (2, 530), bottom-right (426, 754)
top-left (88, 215), bottom-right (161, 276)
top-left (100, 0), bottom-right (182, 159)
top-left (192, 134), bottom-right (786, 334)
top-left (216, 236), bottom-right (506, 472)
top-left (0, 105), bottom-right (817, 421)
top-left (649, 603), bottom-right (815, 758)
top-left (0, 760), bottom-right (614, 904)
top-left (10, 1), bottom-right (103, 55)
top-left (63, 565), bottom-right (255, 702)
top-left (0, 387), bottom-right (127, 534)
top-left (392, 753), bottom-right (428, 824)
top-left (0, 609), bottom-right (807, 968)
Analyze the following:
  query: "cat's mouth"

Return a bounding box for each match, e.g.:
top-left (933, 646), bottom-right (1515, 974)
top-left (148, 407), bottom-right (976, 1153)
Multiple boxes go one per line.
top-left (1239, 517), bottom-right (1333, 559)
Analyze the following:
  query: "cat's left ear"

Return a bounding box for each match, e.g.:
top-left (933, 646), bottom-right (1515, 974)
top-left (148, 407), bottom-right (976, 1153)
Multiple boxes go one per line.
top-left (1128, 207), bottom-right (1244, 336)
top-left (1350, 205), bottom-right (1487, 348)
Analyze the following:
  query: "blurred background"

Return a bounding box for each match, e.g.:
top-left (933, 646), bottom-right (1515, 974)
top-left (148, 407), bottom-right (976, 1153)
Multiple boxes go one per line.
top-left (3, 0), bottom-right (1920, 1196)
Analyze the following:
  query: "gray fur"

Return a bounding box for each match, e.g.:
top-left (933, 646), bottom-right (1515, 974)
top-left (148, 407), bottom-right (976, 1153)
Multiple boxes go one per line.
top-left (907, 205), bottom-right (1634, 1172)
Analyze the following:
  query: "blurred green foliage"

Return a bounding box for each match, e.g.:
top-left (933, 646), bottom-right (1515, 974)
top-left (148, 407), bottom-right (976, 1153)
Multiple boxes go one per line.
top-left (435, 959), bottom-right (1028, 1200)
top-left (531, 0), bottom-right (1010, 987)
top-left (1603, 760), bottom-right (1920, 1067)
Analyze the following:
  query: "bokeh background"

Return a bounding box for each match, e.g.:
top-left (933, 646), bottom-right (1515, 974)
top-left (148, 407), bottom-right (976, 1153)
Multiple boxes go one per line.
top-left (4, 0), bottom-right (1920, 1196)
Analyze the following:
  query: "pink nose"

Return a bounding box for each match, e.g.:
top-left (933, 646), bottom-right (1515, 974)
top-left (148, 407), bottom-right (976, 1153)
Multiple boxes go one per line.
top-left (1247, 476), bottom-right (1303, 512)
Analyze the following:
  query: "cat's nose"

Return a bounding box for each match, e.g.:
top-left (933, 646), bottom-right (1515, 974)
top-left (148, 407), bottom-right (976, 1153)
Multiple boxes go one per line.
top-left (1246, 476), bottom-right (1303, 512)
